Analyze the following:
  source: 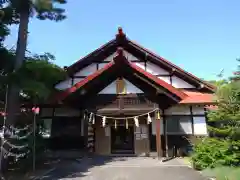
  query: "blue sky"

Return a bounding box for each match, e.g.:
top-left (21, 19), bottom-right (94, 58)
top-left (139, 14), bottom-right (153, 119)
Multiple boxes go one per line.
top-left (5, 0), bottom-right (240, 80)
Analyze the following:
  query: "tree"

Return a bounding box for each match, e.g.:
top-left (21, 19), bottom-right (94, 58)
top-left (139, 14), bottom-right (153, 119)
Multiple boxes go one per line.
top-left (0, 52), bottom-right (66, 172)
top-left (1, 0), bottom-right (67, 126)
top-left (192, 60), bottom-right (240, 170)
top-left (0, 2), bottom-right (66, 174)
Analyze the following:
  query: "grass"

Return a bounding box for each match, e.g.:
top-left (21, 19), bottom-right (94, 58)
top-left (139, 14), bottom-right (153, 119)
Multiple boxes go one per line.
top-left (182, 156), bottom-right (192, 166)
top-left (202, 166), bottom-right (240, 180)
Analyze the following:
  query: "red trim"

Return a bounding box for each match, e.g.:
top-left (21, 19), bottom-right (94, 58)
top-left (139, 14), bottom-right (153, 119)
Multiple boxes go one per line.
top-left (52, 56), bottom-right (187, 102)
top-left (128, 40), bottom-right (216, 91)
top-left (60, 29), bottom-right (215, 92)
top-left (129, 63), bottom-right (187, 99)
top-left (52, 61), bottom-right (115, 102)
top-left (180, 90), bottom-right (214, 104)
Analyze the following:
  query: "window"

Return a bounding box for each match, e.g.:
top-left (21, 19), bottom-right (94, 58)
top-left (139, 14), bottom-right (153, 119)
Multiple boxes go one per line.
top-left (116, 77), bottom-right (126, 94)
top-left (166, 116), bottom-right (192, 134)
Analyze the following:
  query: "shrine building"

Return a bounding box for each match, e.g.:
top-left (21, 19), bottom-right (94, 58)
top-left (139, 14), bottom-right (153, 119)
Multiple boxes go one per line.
top-left (40, 28), bottom-right (215, 157)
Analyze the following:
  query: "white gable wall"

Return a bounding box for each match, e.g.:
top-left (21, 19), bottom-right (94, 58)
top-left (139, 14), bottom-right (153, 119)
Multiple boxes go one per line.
top-left (55, 50), bottom-right (198, 90)
top-left (99, 78), bottom-right (143, 94)
top-left (134, 62), bottom-right (145, 70)
top-left (73, 77), bottom-right (84, 85)
top-left (75, 64), bottom-right (97, 76)
top-left (55, 78), bottom-right (72, 90)
top-left (171, 76), bottom-right (195, 88)
top-left (99, 81), bottom-right (116, 94)
top-left (158, 76), bottom-right (171, 84)
top-left (146, 62), bottom-right (170, 75)
top-left (104, 53), bottom-right (116, 62)
top-left (103, 50), bottom-right (139, 62)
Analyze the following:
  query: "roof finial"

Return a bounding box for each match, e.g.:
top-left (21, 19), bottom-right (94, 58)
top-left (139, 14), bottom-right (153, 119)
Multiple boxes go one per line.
top-left (118, 27), bottom-right (124, 36)
top-left (116, 27), bottom-right (126, 42)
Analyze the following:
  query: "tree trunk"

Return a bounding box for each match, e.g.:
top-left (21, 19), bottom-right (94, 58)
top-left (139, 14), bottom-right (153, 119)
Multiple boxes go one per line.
top-left (6, 10), bottom-right (29, 126)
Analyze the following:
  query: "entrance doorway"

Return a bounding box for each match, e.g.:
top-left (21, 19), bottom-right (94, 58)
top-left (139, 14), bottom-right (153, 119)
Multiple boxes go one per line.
top-left (111, 126), bottom-right (134, 154)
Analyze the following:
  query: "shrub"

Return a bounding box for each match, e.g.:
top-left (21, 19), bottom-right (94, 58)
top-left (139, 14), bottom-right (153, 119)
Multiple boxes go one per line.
top-left (191, 138), bottom-right (239, 170)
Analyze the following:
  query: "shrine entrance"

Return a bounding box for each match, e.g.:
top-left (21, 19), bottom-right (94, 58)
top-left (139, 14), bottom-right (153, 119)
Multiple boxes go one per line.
top-left (111, 125), bottom-right (134, 154)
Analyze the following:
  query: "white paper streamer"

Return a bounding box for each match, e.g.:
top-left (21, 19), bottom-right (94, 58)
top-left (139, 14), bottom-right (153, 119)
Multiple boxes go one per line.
top-left (89, 113), bottom-right (93, 122)
top-left (126, 119), bottom-right (128, 129)
top-left (134, 117), bottom-right (139, 127)
top-left (147, 113), bottom-right (152, 124)
top-left (102, 116), bottom-right (106, 127)
top-left (92, 115), bottom-right (95, 124)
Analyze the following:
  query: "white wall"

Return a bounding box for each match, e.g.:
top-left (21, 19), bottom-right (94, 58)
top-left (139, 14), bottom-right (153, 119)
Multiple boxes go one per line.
top-left (99, 78), bottom-right (143, 94)
top-left (55, 49), bottom-right (197, 90)
top-left (73, 77), bottom-right (84, 85)
top-left (55, 78), bottom-right (72, 90)
top-left (99, 81), bottom-right (116, 94)
top-left (75, 64), bottom-right (97, 76)
top-left (104, 52), bottom-right (116, 62)
top-left (134, 62), bottom-right (145, 70)
top-left (171, 76), bottom-right (195, 88)
top-left (193, 116), bottom-right (208, 135)
top-left (165, 105), bottom-right (191, 115)
top-left (164, 105), bottom-right (207, 135)
top-left (134, 62), bottom-right (195, 88)
top-left (146, 62), bottom-right (170, 75)
top-left (158, 76), bottom-right (171, 84)
top-left (104, 50), bottom-right (139, 62)
top-left (192, 106), bottom-right (205, 115)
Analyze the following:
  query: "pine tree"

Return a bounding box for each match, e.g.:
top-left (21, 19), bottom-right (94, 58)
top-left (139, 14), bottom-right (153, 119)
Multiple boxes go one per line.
top-left (208, 59), bottom-right (240, 140)
top-left (192, 60), bottom-right (240, 170)
top-left (1, 0), bottom-right (67, 126)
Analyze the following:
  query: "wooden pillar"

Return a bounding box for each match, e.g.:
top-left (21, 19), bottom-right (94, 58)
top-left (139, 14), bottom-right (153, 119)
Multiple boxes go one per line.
top-left (190, 106), bottom-right (194, 134)
top-left (155, 110), bottom-right (162, 159)
top-left (163, 110), bottom-right (168, 157)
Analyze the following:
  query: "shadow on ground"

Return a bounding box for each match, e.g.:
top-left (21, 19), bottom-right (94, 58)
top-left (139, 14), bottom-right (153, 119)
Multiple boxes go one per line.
top-left (29, 155), bottom-right (131, 180)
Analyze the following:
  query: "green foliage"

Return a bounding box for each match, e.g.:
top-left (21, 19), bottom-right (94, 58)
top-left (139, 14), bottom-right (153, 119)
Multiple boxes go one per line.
top-left (1, 0), bottom-right (67, 21)
top-left (191, 60), bottom-right (240, 170)
top-left (202, 166), bottom-right (240, 180)
top-left (192, 138), bottom-right (239, 170)
top-left (17, 53), bottom-right (67, 102)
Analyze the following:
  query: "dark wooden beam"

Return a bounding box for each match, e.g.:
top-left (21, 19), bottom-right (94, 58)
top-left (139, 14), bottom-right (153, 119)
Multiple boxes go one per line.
top-left (189, 106), bottom-right (194, 134)
top-left (73, 75), bottom-right (87, 78)
top-left (163, 109), bottom-right (168, 157)
top-left (155, 109), bottom-right (162, 159)
top-left (71, 77), bottom-right (74, 86)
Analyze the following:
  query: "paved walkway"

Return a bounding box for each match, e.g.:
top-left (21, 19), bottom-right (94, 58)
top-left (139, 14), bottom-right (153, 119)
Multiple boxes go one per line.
top-left (30, 157), bottom-right (208, 180)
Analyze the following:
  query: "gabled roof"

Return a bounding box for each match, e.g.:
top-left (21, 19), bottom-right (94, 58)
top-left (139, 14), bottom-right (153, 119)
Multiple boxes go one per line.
top-left (65, 27), bottom-right (215, 92)
top-left (52, 48), bottom-right (187, 103)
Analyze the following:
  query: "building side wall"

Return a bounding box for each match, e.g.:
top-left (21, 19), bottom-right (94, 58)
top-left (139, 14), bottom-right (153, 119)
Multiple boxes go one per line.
top-left (151, 105), bottom-right (207, 136)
